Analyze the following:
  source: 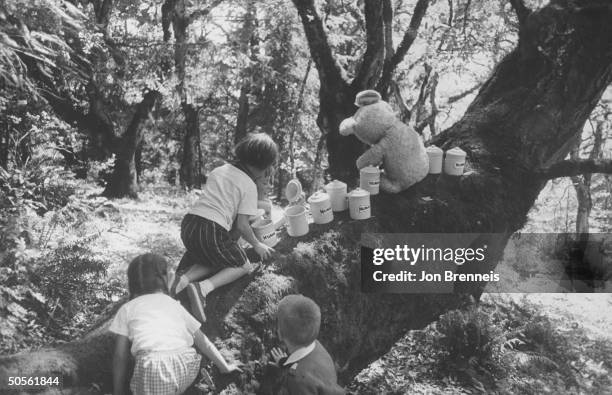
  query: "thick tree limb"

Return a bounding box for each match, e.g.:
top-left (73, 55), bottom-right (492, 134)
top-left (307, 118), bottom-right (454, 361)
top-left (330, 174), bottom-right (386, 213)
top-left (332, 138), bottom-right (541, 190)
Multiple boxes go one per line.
top-left (291, 0), bottom-right (345, 89)
top-left (536, 159), bottom-right (612, 179)
top-left (161, 0), bottom-right (177, 41)
top-left (376, 0), bottom-right (430, 94)
top-left (103, 90), bottom-right (162, 198)
top-left (353, 0), bottom-right (385, 89)
top-left (390, 80), bottom-right (411, 123)
top-left (447, 83), bottom-right (481, 104)
top-left (569, 136), bottom-right (592, 234)
top-left (462, 0), bottom-right (471, 37)
top-left (428, 72), bottom-right (439, 135)
top-left (382, 0), bottom-right (393, 62)
top-left (92, 0), bottom-right (114, 27)
top-left (509, 0), bottom-right (530, 26)
top-left (410, 63), bottom-right (432, 127)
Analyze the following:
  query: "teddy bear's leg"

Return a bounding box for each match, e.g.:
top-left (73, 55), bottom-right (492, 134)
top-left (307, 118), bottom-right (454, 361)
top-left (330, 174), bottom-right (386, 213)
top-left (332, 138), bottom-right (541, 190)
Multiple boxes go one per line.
top-left (380, 175), bottom-right (404, 193)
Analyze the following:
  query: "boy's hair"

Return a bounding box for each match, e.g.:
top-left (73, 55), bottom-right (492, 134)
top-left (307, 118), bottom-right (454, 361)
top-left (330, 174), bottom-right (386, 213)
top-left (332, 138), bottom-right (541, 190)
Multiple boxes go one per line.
top-left (127, 253), bottom-right (169, 299)
top-left (277, 294), bottom-right (321, 347)
top-left (234, 133), bottom-right (278, 170)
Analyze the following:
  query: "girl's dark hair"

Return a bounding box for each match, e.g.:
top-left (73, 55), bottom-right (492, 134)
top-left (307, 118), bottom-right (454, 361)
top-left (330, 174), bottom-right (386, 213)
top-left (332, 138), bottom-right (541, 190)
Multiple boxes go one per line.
top-left (127, 253), bottom-right (169, 299)
top-left (234, 133), bottom-right (279, 170)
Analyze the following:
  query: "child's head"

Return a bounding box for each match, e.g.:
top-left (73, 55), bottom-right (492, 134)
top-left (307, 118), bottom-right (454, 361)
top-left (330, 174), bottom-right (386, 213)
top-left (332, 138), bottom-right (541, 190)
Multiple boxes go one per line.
top-left (234, 133), bottom-right (278, 171)
top-left (276, 294), bottom-right (321, 348)
top-left (127, 253), bottom-right (169, 299)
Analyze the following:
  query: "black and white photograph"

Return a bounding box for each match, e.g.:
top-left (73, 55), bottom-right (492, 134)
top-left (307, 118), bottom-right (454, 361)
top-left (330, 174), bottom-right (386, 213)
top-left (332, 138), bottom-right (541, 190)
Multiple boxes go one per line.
top-left (1, 0), bottom-right (611, 394)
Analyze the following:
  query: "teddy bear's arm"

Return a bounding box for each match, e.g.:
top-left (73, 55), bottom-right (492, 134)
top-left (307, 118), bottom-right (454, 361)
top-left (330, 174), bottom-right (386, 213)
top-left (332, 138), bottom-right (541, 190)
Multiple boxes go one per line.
top-left (356, 144), bottom-right (384, 169)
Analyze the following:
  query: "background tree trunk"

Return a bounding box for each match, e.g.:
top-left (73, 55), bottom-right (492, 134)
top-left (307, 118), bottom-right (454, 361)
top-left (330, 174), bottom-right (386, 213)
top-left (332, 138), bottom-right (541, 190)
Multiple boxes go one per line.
top-left (163, 0), bottom-right (206, 189)
top-left (234, 83), bottom-right (250, 144)
top-left (292, 0), bottom-right (431, 183)
top-left (233, 1), bottom-right (257, 145)
top-left (180, 103), bottom-right (202, 188)
top-left (103, 91), bottom-right (161, 199)
top-left (571, 118), bottom-right (605, 235)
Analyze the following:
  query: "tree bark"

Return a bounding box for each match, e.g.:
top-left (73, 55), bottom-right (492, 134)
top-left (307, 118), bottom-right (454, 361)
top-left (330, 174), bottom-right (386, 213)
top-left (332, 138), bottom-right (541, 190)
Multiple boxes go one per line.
top-left (537, 158), bottom-right (612, 179)
top-left (2, 1), bottom-right (612, 393)
top-left (234, 83), bottom-right (250, 144)
top-left (163, 0), bottom-right (207, 189)
top-left (179, 103), bottom-right (202, 188)
top-left (292, 0), bottom-right (431, 182)
top-left (103, 91), bottom-right (161, 199)
top-left (291, 0), bottom-right (360, 182)
top-left (569, 116), bottom-right (605, 258)
top-left (234, 1), bottom-right (257, 145)
top-left (376, 0), bottom-right (431, 95)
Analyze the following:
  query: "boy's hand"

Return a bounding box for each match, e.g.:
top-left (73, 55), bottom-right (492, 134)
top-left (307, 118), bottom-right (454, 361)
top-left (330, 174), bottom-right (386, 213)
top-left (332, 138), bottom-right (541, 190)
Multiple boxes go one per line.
top-left (254, 242), bottom-right (274, 260)
top-left (270, 347), bottom-right (288, 366)
top-left (219, 362), bottom-right (243, 374)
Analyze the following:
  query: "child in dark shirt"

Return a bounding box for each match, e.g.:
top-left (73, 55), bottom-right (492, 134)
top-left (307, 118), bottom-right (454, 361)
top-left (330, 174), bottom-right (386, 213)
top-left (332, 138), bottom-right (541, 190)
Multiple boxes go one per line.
top-left (270, 295), bottom-right (345, 395)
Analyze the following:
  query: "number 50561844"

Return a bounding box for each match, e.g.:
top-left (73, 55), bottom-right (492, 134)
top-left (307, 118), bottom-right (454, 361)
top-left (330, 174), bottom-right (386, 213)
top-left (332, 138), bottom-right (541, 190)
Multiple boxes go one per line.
top-left (5, 375), bottom-right (62, 389)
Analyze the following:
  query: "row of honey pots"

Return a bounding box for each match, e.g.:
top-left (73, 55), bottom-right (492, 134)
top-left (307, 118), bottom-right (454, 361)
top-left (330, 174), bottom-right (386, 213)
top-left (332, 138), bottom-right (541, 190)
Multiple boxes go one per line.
top-left (250, 146), bottom-right (466, 247)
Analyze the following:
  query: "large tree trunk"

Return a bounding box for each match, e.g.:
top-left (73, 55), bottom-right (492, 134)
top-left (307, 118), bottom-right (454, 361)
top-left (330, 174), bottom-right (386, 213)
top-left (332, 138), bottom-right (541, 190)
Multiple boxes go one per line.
top-left (234, 83), bottom-right (250, 144)
top-left (234, 2), bottom-right (258, 145)
top-left (180, 103), bottom-right (202, 188)
top-left (292, 0), bottom-right (430, 182)
top-left (103, 91), bottom-right (161, 199)
top-left (2, 1), bottom-right (612, 393)
top-left (571, 117), bottom-right (605, 234)
top-left (164, 0), bottom-right (205, 189)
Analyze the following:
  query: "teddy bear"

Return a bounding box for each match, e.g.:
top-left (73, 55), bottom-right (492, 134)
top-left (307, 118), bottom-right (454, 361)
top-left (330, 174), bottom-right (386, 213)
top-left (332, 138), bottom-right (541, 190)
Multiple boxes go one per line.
top-left (339, 90), bottom-right (429, 193)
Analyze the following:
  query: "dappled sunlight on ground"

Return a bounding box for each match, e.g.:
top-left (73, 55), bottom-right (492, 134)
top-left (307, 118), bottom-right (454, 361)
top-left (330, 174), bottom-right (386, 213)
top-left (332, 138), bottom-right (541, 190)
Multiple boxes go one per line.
top-left (74, 186), bottom-right (192, 280)
top-left (484, 293), bottom-right (612, 341)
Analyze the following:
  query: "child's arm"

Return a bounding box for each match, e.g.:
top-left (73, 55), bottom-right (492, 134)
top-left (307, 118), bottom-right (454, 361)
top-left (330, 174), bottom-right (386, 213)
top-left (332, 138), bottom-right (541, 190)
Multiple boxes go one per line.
top-left (257, 199), bottom-right (272, 218)
top-left (236, 213), bottom-right (274, 260)
top-left (112, 334), bottom-right (131, 395)
top-left (193, 330), bottom-right (241, 373)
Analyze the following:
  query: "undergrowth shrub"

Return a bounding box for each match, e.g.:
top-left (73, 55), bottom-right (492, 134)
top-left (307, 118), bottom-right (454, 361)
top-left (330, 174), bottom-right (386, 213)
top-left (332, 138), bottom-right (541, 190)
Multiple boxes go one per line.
top-left (1, 234), bottom-right (122, 354)
top-left (31, 236), bottom-right (117, 319)
top-left (0, 165), bottom-right (76, 215)
top-left (0, 181), bottom-right (121, 354)
top-left (428, 299), bottom-right (587, 393)
top-left (434, 306), bottom-right (503, 366)
top-left (87, 157), bottom-right (115, 187)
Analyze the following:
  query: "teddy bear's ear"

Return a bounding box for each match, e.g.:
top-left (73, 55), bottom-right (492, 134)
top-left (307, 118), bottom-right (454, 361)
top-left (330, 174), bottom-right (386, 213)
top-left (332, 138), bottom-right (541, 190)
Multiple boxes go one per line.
top-left (355, 90), bottom-right (381, 107)
top-left (339, 117), bottom-right (357, 136)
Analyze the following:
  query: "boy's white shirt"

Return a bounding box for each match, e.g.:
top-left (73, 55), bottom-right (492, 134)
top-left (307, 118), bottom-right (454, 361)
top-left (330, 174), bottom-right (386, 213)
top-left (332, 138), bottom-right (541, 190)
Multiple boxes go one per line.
top-left (189, 163), bottom-right (259, 231)
top-left (109, 293), bottom-right (201, 355)
top-left (283, 341), bottom-right (316, 367)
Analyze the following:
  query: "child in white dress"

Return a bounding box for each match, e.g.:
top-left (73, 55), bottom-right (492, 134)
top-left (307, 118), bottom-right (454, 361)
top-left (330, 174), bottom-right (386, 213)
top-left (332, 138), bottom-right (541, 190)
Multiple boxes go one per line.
top-left (110, 253), bottom-right (240, 395)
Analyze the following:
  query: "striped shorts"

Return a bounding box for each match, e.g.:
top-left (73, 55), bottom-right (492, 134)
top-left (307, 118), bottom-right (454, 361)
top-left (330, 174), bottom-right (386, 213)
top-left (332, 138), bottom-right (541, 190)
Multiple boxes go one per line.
top-left (130, 348), bottom-right (201, 395)
top-left (180, 214), bottom-right (249, 270)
